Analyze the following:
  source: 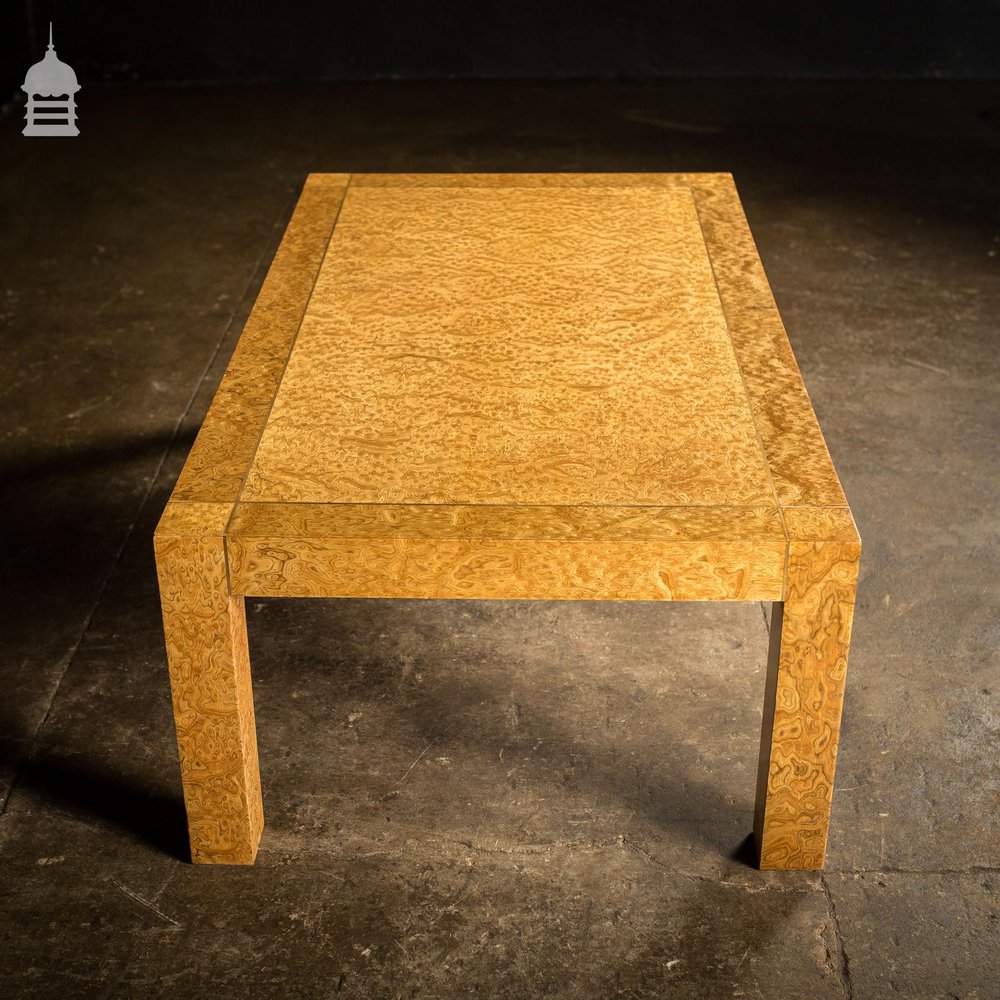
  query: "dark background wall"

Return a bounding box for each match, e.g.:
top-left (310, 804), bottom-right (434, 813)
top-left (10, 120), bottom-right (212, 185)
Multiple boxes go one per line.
top-left (4, 0), bottom-right (1000, 99)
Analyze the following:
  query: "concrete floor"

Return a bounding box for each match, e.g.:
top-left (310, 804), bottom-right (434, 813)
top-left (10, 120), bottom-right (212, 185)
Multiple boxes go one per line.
top-left (0, 80), bottom-right (998, 998)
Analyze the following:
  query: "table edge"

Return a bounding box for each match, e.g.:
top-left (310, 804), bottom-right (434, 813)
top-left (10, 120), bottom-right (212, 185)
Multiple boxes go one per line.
top-left (155, 171), bottom-right (861, 604)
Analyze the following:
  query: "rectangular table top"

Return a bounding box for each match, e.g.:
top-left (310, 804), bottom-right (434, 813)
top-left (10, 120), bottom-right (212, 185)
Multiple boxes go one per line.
top-left (159, 173), bottom-right (858, 603)
top-left (248, 179), bottom-right (769, 507)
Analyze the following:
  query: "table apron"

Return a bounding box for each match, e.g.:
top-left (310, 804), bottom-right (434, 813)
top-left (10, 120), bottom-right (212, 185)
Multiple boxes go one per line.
top-left (226, 535), bottom-right (786, 602)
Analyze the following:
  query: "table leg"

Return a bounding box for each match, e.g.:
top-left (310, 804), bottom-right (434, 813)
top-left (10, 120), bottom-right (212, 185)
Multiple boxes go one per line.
top-left (753, 539), bottom-right (860, 870)
top-left (155, 528), bottom-right (263, 864)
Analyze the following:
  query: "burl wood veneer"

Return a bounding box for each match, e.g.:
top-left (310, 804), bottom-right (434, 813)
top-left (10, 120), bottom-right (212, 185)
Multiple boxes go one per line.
top-left (154, 172), bottom-right (860, 869)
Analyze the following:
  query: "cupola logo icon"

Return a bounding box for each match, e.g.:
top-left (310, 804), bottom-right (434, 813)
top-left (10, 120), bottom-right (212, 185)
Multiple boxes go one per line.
top-left (22, 23), bottom-right (80, 137)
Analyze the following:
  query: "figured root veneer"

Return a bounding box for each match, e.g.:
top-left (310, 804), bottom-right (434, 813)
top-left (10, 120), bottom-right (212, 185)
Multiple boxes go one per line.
top-left (754, 506), bottom-right (860, 869)
top-left (154, 172), bottom-right (860, 870)
top-left (155, 502), bottom-right (262, 864)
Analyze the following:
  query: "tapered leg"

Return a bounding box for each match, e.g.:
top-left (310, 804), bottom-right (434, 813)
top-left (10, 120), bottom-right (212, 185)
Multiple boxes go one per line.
top-left (155, 513), bottom-right (263, 864)
top-left (754, 532), bottom-right (860, 870)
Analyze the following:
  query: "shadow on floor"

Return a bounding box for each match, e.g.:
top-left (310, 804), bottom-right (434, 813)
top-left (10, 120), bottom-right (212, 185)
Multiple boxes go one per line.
top-left (2, 743), bottom-right (190, 863)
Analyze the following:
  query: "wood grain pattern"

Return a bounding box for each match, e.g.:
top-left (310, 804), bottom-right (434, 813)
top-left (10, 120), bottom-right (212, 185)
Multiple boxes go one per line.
top-left (781, 505), bottom-right (860, 544)
top-left (172, 173), bottom-right (349, 502)
top-left (226, 501), bottom-right (785, 601)
top-left (156, 499), bottom-right (233, 536)
top-left (349, 172), bottom-right (707, 188)
top-left (699, 170), bottom-right (860, 868)
top-left (242, 182), bottom-right (775, 506)
top-left (691, 173), bottom-right (847, 507)
top-left (229, 536), bottom-right (784, 602)
top-left (754, 507), bottom-right (861, 870)
top-left (228, 501), bottom-right (786, 541)
top-left (153, 175), bottom-right (345, 863)
top-left (155, 172), bottom-right (861, 869)
top-left (154, 503), bottom-right (262, 864)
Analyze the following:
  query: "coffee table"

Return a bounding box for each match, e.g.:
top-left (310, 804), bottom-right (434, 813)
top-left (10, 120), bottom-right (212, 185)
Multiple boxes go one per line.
top-left (155, 172), bottom-right (860, 870)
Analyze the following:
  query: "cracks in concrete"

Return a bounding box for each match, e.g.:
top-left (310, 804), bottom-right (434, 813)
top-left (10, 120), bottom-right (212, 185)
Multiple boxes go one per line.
top-left (382, 734), bottom-right (445, 800)
top-left (618, 836), bottom-right (719, 884)
top-left (758, 601), bottom-right (771, 633)
top-left (106, 876), bottom-right (182, 928)
top-left (821, 874), bottom-right (854, 1000)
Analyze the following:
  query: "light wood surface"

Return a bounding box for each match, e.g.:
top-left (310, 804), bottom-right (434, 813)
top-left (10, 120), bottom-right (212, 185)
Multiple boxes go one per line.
top-left (154, 172), bottom-right (860, 870)
top-left (244, 182), bottom-right (773, 506)
top-left (172, 174), bottom-right (350, 504)
top-left (754, 510), bottom-right (860, 869)
top-left (226, 502), bottom-right (786, 602)
top-left (154, 502), bottom-right (262, 864)
top-left (154, 176), bottom-right (348, 864)
top-left (690, 175), bottom-right (848, 506)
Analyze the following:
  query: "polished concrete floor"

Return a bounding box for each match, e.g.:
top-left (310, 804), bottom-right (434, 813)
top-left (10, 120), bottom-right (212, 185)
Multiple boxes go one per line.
top-left (0, 80), bottom-right (998, 998)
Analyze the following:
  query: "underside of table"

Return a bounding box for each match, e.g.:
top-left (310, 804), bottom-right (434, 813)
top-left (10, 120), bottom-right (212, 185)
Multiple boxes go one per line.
top-left (154, 172), bottom-right (860, 870)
